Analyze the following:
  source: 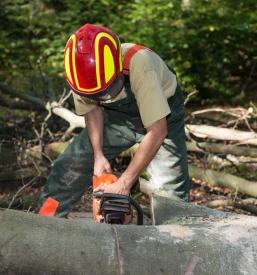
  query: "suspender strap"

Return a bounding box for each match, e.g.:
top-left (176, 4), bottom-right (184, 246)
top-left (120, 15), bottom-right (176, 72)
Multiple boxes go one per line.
top-left (122, 45), bottom-right (151, 75)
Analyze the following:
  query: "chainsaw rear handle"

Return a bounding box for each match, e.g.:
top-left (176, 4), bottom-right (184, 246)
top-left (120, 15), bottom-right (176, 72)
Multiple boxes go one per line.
top-left (129, 196), bottom-right (144, 225)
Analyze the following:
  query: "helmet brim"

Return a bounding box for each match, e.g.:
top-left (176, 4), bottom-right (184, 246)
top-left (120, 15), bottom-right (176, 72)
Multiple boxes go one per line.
top-left (73, 73), bottom-right (125, 102)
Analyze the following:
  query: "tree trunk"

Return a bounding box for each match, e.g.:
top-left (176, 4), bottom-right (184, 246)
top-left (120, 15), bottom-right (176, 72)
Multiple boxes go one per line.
top-left (0, 196), bottom-right (257, 275)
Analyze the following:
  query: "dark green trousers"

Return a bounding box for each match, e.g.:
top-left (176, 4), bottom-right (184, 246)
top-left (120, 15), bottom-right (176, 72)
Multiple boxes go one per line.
top-left (36, 86), bottom-right (189, 217)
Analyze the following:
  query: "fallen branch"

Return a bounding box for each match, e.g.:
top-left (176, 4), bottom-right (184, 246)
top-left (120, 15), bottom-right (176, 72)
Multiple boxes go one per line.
top-left (56, 110), bottom-right (257, 147)
top-left (0, 95), bottom-right (37, 110)
top-left (0, 81), bottom-right (45, 110)
top-left (189, 165), bottom-right (257, 198)
top-left (234, 202), bottom-right (257, 215)
top-left (3, 81), bottom-right (257, 146)
top-left (2, 81), bottom-right (257, 145)
top-left (191, 107), bottom-right (255, 119)
top-left (0, 82), bottom-right (84, 136)
top-left (207, 197), bottom-right (257, 207)
top-left (188, 149), bottom-right (257, 170)
top-left (186, 124), bottom-right (257, 145)
top-left (207, 198), bottom-right (257, 215)
top-left (0, 193), bottom-right (40, 209)
top-left (0, 166), bottom-right (47, 182)
top-left (190, 106), bottom-right (256, 131)
top-left (184, 89), bottom-right (198, 105)
top-left (46, 101), bottom-right (85, 134)
top-left (8, 177), bottom-right (38, 209)
top-left (186, 141), bottom-right (257, 157)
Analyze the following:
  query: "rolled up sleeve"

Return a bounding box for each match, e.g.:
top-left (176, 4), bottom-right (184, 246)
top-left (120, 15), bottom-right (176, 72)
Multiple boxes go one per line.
top-left (131, 70), bottom-right (171, 128)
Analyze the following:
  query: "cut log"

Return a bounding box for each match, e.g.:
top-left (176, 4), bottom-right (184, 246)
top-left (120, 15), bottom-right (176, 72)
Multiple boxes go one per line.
top-left (207, 198), bottom-right (257, 215)
top-left (205, 154), bottom-right (257, 169)
top-left (0, 196), bottom-right (257, 275)
top-left (186, 124), bottom-right (257, 145)
top-left (189, 165), bottom-right (257, 197)
top-left (191, 107), bottom-right (254, 119)
top-left (186, 141), bottom-right (257, 157)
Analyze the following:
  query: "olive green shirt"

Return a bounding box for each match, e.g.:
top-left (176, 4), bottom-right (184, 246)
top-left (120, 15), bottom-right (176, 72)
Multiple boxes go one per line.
top-left (73, 43), bottom-right (177, 128)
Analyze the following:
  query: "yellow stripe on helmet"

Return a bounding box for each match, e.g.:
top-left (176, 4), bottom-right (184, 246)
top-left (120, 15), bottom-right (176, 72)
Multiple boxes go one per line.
top-left (64, 47), bottom-right (73, 85)
top-left (71, 32), bottom-right (118, 93)
top-left (95, 32), bottom-right (118, 87)
top-left (103, 45), bottom-right (115, 83)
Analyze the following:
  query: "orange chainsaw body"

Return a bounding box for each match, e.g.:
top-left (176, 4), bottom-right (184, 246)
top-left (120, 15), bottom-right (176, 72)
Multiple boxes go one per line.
top-left (92, 173), bottom-right (131, 224)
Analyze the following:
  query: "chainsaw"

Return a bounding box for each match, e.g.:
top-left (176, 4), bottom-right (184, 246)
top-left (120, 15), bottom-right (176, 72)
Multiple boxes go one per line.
top-left (92, 173), bottom-right (143, 225)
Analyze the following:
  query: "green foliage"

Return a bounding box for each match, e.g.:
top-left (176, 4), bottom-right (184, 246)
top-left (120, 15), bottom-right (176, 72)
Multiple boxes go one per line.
top-left (115, 0), bottom-right (257, 102)
top-left (0, 0), bottom-right (256, 103)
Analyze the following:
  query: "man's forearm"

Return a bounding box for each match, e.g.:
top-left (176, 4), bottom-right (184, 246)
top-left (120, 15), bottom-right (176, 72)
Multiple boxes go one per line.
top-left (120, 118), bottom-right (168, 190)
top-left (84, 106), bottom-right (104, 157)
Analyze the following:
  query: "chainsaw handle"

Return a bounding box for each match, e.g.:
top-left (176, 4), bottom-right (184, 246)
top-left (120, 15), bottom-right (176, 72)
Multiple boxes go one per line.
top-left (93, 192), bottom-right (144, 225)
top-left (129, 197), bottom-right (144, 225)
top-left (92, 174), bottom-right (144, 225)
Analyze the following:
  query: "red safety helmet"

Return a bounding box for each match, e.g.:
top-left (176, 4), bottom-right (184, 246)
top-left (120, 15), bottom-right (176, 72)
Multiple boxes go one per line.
top-left (64, 24), bottom-right (124, 100)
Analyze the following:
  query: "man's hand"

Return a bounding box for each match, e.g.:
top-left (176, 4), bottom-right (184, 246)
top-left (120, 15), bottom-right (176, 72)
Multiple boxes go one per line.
top-left (93, 178), bottom-right (130, 196)
top-left (94, 154), bottom-right (112, 177)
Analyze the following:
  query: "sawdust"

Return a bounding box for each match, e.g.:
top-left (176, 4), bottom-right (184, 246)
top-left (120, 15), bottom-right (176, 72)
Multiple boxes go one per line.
top-left (157, 224), bottom-right (194, 239)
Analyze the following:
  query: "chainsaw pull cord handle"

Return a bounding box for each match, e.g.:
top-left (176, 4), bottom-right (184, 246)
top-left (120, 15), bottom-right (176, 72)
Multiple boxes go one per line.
top-left (129, 197), bottom-right (144, 225)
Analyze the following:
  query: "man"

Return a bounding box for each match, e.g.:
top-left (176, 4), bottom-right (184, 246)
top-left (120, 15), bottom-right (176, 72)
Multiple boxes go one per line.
top-left (36, 24), bottom-right (189, 217)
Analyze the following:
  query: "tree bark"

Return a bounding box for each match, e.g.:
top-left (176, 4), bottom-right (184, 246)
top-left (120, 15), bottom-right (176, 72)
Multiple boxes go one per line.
top-left (0, 196), bottom-right (257, 275)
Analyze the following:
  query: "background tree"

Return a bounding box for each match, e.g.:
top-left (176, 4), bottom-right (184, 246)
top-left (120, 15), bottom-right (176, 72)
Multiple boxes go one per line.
top-left (0, 0), bottom-right (256, 104)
